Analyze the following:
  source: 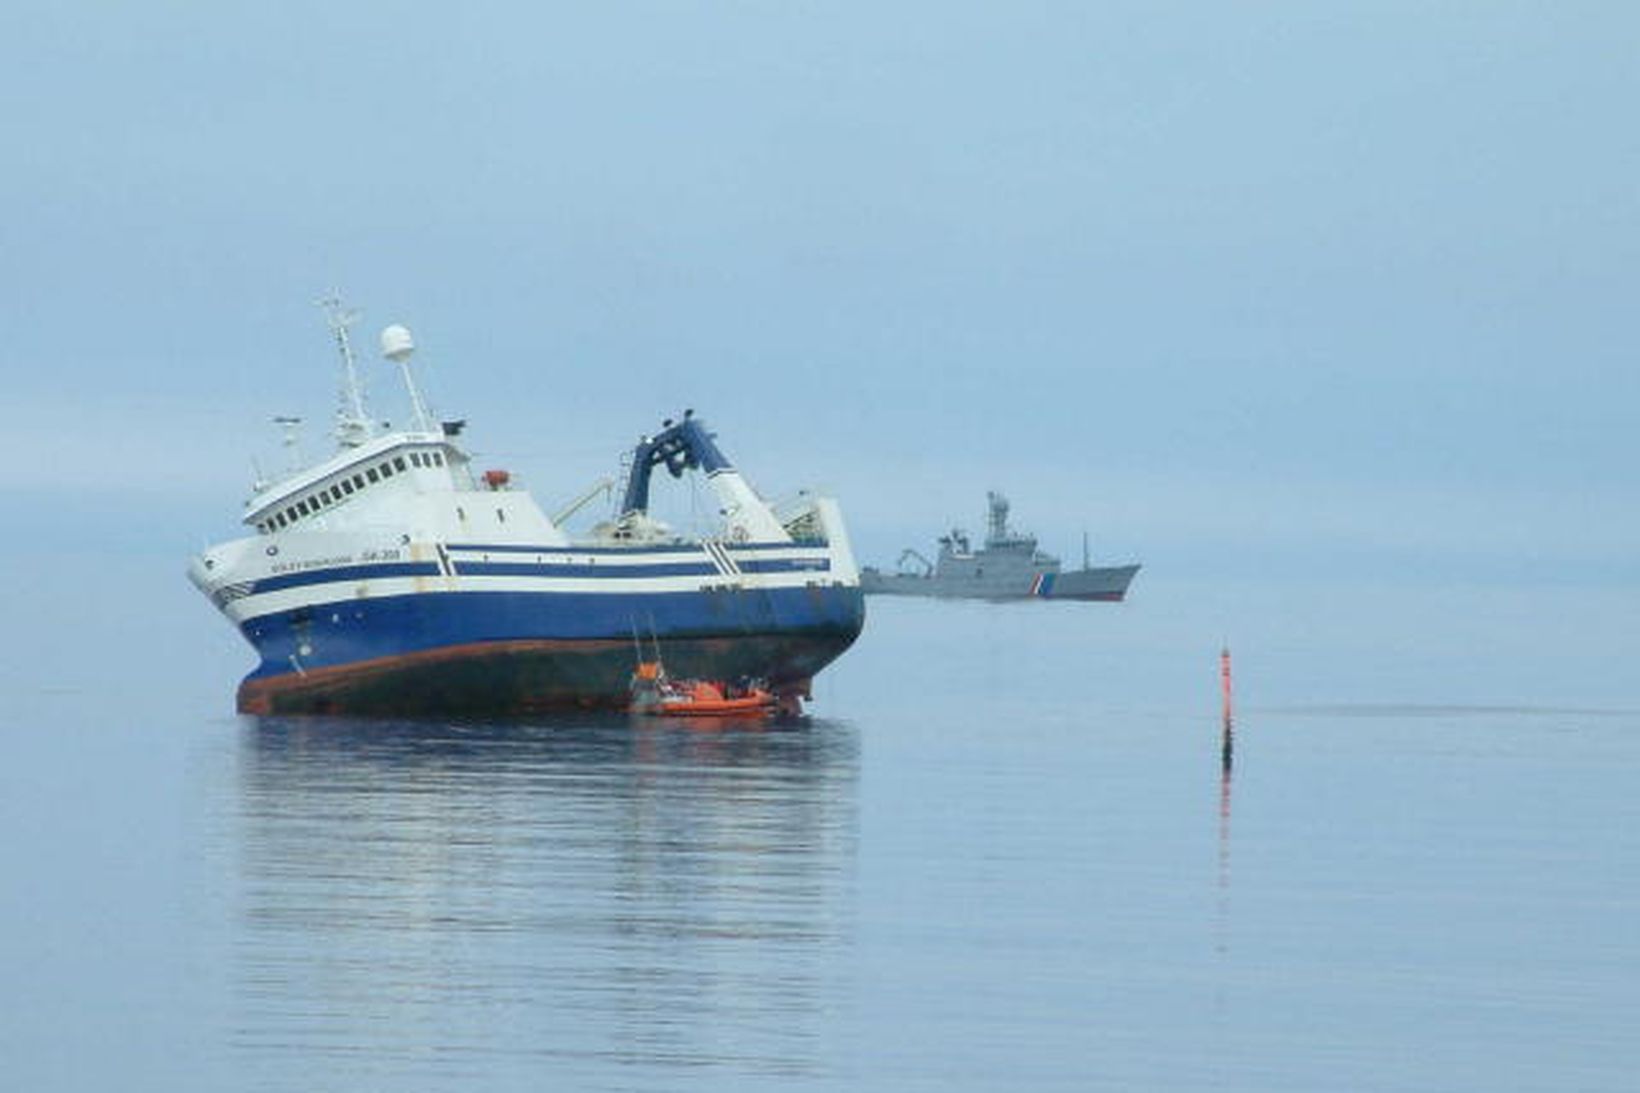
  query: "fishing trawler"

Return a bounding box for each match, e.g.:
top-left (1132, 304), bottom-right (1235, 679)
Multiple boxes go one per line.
top-left (860, 492), bottom-right (1139, 601)
top-left (188, 298), bottom-right (865, 716)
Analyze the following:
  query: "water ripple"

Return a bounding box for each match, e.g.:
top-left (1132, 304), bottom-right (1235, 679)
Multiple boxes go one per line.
top-left (229, 714), bottom-right (859, 1087)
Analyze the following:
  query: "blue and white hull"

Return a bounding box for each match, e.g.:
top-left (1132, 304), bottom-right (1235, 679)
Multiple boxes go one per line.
top-left (195, 532), bottom-right (863, 715)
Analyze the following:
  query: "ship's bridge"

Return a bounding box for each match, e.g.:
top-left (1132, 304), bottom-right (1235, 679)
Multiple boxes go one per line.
top-left (243, 429), bottom-right (466, 534)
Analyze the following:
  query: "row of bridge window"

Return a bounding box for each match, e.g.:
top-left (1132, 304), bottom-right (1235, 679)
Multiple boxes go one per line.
top-left (257, 449), bottom-right (446, 533)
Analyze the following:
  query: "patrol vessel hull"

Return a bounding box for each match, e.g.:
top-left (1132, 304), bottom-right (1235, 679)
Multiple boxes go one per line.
top-left (860, 563), bottom-right (1138, 601)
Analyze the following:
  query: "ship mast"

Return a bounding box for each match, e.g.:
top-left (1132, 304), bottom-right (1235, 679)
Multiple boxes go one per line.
top-left (986, 490), bottom-right (1010, 547)
top-left (319, 294), bottom-right (374, 447)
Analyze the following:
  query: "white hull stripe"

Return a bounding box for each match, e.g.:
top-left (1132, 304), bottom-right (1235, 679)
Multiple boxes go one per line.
top-left (446, 540), bottom-right (809, 556)
top-left (226, 577), bottom-right (852, 626)
top-left (239, 556), bottom-right (828, 598)
top-left (701, 540), bottom-right (743, 580)
top-left (449, 556), bottom-right (818, 579)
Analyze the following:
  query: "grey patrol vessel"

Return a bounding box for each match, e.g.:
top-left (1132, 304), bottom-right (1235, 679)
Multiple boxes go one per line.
top-left (860, 492), bottom-right (1139, 601)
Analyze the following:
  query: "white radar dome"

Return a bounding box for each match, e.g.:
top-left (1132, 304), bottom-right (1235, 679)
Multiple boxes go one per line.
top-left (380, 324), bottom-right (415, 362)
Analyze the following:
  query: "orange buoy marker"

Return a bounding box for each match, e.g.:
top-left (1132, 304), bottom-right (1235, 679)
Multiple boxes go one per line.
top-left (1220, 645), bottom-right (1234, 770)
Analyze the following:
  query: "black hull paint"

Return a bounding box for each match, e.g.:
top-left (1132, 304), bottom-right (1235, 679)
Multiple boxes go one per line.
top-left (238, 626), bottom-right (863, 717)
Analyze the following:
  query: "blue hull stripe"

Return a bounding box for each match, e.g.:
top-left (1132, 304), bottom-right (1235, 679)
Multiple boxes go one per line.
top-left (241, 584), bottom-right (865, 681)
top-left (251, 562), bottom-right (442, 595)
top-left (246, 557), bottom-right (833, 595)
top-left (448, 540), bottom-right (816, 556)
top-left (455, 560), bottom-right (713, 578)
top-left (452, 558), bottom-right (831, 579)
top-left (743, 558), bottom-right (830, 574)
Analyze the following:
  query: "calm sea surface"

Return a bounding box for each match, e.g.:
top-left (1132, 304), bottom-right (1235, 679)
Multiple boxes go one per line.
top-left (3, 564), bottom-right (1638, 1090)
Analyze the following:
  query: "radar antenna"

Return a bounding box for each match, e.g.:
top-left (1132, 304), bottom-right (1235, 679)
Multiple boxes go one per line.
top-left (380, 323), bottom-right (433, 432)
top-left (317, 293), bottom-right (373, 447)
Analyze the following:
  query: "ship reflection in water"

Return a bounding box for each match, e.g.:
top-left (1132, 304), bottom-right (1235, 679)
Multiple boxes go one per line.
top-left (233, 715), bottom-right (859, 1086)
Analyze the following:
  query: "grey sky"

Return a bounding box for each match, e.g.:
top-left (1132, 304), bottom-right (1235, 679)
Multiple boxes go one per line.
top-left (4, 2), bottom-right (1635, 581)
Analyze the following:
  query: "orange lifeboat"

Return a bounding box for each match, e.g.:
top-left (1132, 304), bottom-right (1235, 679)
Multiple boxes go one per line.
top-left (629, 662), bottom-right (777, 717)
top-left (658, 679), bottom-right (777, 717)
